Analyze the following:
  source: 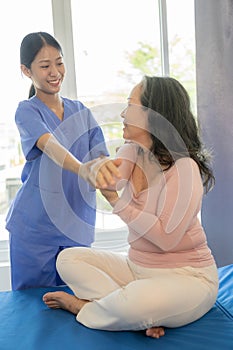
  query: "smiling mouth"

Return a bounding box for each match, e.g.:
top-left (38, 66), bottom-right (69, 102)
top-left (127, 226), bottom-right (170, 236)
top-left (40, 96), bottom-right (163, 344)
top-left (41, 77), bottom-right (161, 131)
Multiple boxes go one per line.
top-left (48, 79), bottom-right (61, 85)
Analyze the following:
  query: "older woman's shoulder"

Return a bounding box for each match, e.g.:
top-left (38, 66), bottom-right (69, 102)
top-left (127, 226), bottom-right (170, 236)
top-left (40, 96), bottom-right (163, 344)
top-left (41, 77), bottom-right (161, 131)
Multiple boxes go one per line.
top-left (116, 141), bottom-right (139, 161)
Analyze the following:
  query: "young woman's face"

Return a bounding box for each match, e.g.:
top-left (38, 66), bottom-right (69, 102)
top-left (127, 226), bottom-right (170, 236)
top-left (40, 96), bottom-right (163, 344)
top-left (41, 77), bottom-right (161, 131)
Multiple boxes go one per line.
top-left (24, 45), bottom-right (65, 96)
top-left (121, 83), bottom-right (151, 148)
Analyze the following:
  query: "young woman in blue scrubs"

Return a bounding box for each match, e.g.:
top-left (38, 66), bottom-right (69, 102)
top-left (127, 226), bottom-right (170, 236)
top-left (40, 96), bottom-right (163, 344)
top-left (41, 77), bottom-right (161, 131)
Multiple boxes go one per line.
top-left (5, 32), bottom-right (120, 290)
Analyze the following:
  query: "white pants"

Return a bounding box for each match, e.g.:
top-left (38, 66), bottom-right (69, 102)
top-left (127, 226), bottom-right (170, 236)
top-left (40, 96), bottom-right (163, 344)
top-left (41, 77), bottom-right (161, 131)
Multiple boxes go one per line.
top-left (56, 247), bottom-right (219, 331)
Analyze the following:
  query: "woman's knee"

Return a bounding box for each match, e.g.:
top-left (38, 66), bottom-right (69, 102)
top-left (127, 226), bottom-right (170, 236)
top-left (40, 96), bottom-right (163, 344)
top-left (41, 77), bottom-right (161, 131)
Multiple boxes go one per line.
top-left (56, 247), bottom-right (89, 270)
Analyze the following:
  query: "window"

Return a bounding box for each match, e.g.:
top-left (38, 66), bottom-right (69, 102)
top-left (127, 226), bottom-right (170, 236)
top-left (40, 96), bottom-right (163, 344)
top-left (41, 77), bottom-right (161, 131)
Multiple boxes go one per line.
top-left (0, 0), bottom-right (53, 244)
top-left (166, 0), bottom-right (196, 112)
top-left (0, 0), bottom-right (196, 288)
top-left (0, 1), bottom-right (53, 290)
top-left (71, 0), bottom-right (196, 233)
top-left (71, 0), bottom-right (161, 234)
top-left (0, 0), bottom-right (196, 235)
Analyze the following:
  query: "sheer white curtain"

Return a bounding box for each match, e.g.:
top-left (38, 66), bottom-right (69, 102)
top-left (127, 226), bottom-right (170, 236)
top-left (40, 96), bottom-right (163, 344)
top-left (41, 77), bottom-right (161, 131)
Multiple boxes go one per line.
top-left (195, 0), bottom-right (233, 267)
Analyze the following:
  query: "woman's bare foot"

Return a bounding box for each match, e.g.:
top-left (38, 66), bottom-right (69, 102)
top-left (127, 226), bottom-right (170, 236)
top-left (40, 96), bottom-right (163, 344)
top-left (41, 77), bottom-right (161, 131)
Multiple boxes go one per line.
top-left (43, 291), bottom-right (89, 315)
top-left (146, 327), bottom-right (165, 338)
top-left (43, 292), bottom-right (164, 337)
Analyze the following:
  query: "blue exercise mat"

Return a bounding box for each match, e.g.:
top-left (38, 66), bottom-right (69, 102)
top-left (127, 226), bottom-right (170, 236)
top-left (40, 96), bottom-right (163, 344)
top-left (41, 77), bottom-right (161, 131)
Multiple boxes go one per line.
top-left (0, 265), bottom-right (233, 350)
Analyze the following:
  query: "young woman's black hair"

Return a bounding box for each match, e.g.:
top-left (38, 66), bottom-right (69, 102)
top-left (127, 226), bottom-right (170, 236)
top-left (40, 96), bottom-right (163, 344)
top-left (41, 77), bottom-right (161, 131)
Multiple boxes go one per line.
top-left (20, 32), bottom-right (63, 98)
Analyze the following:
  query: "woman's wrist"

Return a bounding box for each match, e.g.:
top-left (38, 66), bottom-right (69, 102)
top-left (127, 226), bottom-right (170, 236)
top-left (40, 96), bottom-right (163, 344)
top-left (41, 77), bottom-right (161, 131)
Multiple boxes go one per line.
top-left (108, 196), bottom-right (119, 207)
top-left (101, 189), bottom-right (119, 207)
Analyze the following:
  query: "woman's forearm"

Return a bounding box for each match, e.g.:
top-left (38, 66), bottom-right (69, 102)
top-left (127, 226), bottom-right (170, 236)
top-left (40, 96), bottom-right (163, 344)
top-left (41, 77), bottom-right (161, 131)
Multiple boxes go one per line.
top-left (36, 132), bottom-right (121, 188)
top-left (36, 132), bottom-right (81, 174)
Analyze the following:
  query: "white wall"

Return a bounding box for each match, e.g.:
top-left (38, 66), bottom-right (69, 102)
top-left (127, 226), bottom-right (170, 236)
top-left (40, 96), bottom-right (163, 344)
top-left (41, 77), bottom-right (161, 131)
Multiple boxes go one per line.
top-left (0, 239), bottom-right (11, 291)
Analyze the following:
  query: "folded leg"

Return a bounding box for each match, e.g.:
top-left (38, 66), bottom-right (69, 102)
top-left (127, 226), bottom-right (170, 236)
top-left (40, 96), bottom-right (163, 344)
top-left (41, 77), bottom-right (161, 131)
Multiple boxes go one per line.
top-left (56, 247), bottom-right (135, 300)
top-left (77, 265), bottom-right (218, 331)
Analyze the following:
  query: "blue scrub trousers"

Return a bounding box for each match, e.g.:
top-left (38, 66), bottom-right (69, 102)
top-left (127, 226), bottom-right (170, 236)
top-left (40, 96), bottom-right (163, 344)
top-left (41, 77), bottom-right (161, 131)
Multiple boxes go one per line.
top-left (9, 232), bottom-right (87, 290)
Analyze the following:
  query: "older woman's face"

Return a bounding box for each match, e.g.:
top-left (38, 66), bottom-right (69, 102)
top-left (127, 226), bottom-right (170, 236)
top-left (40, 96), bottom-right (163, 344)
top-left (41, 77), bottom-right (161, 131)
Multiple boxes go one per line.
top-left (120, 84), bottom-right (151, 148)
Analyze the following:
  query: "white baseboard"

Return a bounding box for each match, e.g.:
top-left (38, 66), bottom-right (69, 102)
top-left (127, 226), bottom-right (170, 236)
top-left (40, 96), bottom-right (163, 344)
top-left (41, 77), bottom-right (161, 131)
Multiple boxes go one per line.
top-left (0, 238), bottom-right (11, 291)
top-left (0, 264), bottom-right (11, 291)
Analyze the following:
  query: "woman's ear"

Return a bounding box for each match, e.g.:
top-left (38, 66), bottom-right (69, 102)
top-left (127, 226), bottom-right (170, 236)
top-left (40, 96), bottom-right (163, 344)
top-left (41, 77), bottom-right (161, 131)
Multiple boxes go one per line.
top-left (21, 64), bottom-right (32, 78)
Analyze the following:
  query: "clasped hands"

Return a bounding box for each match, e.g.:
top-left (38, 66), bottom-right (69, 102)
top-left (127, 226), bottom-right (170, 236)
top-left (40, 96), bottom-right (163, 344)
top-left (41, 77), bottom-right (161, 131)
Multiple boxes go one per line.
top-left (79, 156), bottom-right (122, 190)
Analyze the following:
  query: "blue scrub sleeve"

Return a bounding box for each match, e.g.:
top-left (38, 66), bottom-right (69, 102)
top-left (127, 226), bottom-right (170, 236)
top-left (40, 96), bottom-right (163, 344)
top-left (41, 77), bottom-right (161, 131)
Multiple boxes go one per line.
top-left (15, 100), bottom-right (51, 161)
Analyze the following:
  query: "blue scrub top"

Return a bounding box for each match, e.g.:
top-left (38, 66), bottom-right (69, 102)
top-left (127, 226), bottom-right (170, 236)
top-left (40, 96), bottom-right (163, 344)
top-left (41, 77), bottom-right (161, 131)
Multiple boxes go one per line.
top-left (6, 96), bottom-right (108, 246)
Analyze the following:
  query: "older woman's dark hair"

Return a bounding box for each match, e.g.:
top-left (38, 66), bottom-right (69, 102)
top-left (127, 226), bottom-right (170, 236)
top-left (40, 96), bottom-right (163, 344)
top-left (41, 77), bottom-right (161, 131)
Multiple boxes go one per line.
top-left (140, 76), bottom-right (214, 192)
top-left (20, 32), bottom-right (63, 98)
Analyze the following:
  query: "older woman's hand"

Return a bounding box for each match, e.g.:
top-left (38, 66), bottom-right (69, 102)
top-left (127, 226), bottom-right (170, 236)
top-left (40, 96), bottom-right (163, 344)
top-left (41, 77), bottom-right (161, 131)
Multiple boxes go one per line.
top-left (79, 157), bottom-right (122, 188)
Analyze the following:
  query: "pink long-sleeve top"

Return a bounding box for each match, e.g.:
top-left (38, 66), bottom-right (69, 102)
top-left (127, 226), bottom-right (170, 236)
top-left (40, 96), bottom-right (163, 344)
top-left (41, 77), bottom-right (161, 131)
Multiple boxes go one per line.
top-left (112, 142), bottom-right (215, 268)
